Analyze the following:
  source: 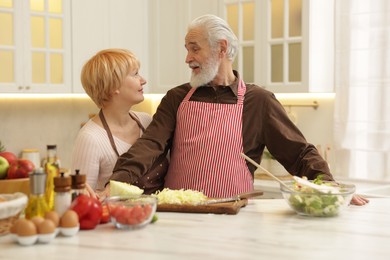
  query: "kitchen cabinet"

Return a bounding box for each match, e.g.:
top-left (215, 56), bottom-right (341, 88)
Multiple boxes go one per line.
top-left (71, 0), bottom-right (149, 93)
top-left (0, 0), bottom-right (71, 93)
top-left (145, 0), bottom-right (221, 93)
top-left (224, 0), bottom-right (334, 93)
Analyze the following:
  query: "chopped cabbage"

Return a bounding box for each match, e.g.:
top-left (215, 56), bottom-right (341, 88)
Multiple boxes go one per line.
top-left (110, 180), bottom-right (144, 196)
top-left (153, 188), bottom-right (207, 205)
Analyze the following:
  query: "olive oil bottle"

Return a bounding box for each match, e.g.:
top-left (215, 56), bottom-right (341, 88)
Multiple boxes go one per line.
top-left (44, 145), bottom-right (60, 210)
top-left (25, 168), bottom-right (50, 219)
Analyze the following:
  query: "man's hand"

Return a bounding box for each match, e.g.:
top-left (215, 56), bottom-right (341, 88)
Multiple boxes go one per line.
top-left (350, 194), bottom-right (369, 206)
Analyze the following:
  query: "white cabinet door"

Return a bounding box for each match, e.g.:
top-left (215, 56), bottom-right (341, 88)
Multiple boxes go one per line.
top-left (71, 0), bottom-right (148, 93)
top-left (147, 0), bottom-right (221, 93)
top-left (0, 0), bottom-right (71, 93)
top-left (223, 0), bottom-right (334, 93)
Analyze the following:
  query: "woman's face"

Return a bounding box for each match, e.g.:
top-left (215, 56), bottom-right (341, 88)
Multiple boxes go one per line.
top-left (117, 68), bottom-right (147, 105)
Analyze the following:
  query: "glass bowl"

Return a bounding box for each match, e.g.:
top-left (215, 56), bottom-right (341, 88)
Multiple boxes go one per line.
top-left (106, 195), bottom-right (157, 229)
top-left (280, 180), bottom-right (355, 217)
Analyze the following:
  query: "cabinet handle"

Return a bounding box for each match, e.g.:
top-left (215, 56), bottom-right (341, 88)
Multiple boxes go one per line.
top-left (26, 86), bottom-right (31, 90)
top-left (18, 86), bottom-right (24, 90)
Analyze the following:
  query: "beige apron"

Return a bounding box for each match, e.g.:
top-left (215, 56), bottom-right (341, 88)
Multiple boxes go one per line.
top-left (164, 79), bottom-right (253, 197)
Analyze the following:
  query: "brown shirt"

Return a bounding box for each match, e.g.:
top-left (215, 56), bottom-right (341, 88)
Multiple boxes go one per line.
top-left (111, 71), bottom-right (333, 185)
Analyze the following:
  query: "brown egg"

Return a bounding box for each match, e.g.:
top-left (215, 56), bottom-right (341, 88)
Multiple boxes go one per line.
top-left (30, 216), bottom-right (45, 228)
top-left (45, 211), bottom-right (60, 227)
top-left (60, 210), bottom-right (79, 228)
top-left (37, 219), bottom-right (56, 234)
top-left (16, 219), bottom-right (37, 237)
top-left (10, 218), bottom-right (24, 234)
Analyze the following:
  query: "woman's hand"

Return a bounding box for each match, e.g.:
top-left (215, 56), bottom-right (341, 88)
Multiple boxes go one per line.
top-left (85, 183), bottom-right (99, 200)
top-left (95, 185), bottom-right (110, 202)
top-left (350, 194), bottom-right (369, 206)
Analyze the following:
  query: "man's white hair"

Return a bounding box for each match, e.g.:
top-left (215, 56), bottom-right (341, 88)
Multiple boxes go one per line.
top-left (188, 14), bottom-right (238, 62)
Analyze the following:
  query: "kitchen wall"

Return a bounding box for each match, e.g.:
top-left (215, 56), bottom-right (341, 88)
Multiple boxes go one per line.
top-left (0, 93), bottom-right (335, 175)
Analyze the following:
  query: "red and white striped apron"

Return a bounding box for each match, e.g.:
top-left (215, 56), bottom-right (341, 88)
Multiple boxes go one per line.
top-left (164, 79), bottom-right (253, 198)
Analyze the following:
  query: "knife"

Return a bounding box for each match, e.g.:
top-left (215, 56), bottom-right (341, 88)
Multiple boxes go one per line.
top-left (200, 190), bottom-right (264, 205)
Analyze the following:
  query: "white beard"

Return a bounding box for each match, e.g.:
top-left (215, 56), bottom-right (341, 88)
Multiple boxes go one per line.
top-left (189, 54), bottom-right (220, 88)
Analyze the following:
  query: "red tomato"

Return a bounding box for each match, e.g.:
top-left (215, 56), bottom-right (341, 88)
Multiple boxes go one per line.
top-left (113, 206), bottom-right (128, 225)
top-left (70, 194), bottom-right (102, 230)
top-left (131, 205), bottom-right (144, 223)
top-left (100, 203), bottom-right (110, 224)
top-left (143, 204), bottom-right (152, 219)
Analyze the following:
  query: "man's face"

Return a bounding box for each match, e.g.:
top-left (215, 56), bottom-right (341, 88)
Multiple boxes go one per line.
top-left (185, 28), bottom-right (220, 87)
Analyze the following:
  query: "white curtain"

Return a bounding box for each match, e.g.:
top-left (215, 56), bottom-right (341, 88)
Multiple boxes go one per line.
top-left (334, 0), bottom-right (390, 181)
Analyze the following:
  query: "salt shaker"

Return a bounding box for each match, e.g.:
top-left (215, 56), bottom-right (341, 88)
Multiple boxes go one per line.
top-left (54, 172), bottom-right (71, 217)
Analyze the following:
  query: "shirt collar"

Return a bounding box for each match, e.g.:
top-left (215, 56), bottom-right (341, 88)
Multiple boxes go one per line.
top-left (201, 70), bottom-right (240, 97)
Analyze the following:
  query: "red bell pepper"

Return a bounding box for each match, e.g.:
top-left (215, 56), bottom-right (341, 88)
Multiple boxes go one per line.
top-left (70, 194), bottom-right (102, 230)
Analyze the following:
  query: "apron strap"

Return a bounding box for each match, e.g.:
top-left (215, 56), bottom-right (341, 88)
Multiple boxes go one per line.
top-left (99, 109), bottom-right (145, 157)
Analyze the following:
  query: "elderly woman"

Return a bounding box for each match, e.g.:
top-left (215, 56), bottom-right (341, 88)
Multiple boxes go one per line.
top-left (71, 49), bottom-right (151, 196)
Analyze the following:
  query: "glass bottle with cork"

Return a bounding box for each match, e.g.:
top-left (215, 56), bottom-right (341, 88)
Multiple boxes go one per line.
top-left (54, 171), bottom-right (72, 217)
top-left (25, 168), bottom-right (50, 219)
top-left (71, 169), bottom-right (87, 201)
top-left (44, 144), bottom-right (60, 210)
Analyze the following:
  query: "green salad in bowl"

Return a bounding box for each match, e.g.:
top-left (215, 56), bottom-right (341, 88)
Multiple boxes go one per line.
top-left (280, 177), bottom-right (355, 217)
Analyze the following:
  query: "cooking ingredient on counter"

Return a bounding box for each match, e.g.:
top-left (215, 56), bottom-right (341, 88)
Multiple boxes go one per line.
top-left (7, 159), bottom-right (35, 179)
top-left (0, 151), bottom-right (18, 165)
top-left (70, 194), bottom-right (102, 230)
top-left (37, 219), bottom-right (56, 243)
top-left (60, 210), bottom-right (79, 228)
top-left (100, 203), bottom-right (110, 224)
top-left (0, 141), bottom-right (17, 165)
top-left (280, 176), bottom-right (355, 217)
top-left (25, 168), bottom-right (50, 219)
top-left (71, 169), bottom-right (87, 201)
top-left (0, 156), bottom-right (9, 179)
top-left (15, 218), bottom-right (38, 245)
top-left (45, 211), bottom-right (60, 228)
top-left (154, 188), bottom-right (207, 205)
top-left (54, 172), bottom-right (71, 216)
top-left (59, 210), bottom-right (79, 237)
top-left (30, 216), bottom-right (45, 227)
top-left (110, 180), bottom-right (144, 196)
top-left (21, 149), bottom-right (40, 169)
top-left (106, 195), bottom-right (157, 230)
top-left (9, 209), bottom-right (79, 246)
top-left (44, 145), bottom-right (60, 211)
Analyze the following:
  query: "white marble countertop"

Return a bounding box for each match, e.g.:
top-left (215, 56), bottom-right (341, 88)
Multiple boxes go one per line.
top-left (0, 198), bottom-right (389, 260)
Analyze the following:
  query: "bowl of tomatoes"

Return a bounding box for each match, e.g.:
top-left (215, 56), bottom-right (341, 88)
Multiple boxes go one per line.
top-left (105, 195), bottom-right (157, 230)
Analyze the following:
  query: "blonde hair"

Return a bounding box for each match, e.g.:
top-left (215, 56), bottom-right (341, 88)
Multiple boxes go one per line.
top-left (80, 48), bottom-right (140, 107)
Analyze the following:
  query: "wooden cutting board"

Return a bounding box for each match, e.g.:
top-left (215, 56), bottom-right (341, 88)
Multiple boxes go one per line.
top-left (157, 199), bottom-right (249, 215)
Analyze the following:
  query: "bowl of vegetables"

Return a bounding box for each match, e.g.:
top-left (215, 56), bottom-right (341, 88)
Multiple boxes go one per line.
top-left (106, 195), bottom-right (157, 229)
top-left (280, 177), bottom-right (355, 217)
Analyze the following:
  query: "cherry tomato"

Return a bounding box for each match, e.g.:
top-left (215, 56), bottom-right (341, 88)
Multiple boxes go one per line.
top-left (100, 203), bottom-right (110, 224)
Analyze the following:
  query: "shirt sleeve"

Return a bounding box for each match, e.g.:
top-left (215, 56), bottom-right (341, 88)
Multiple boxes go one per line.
top-left (110, 87), bottom-right (186, 184)
top-left (71, 127), bottom-right (101, 189)
top-left (261, 93), bottom-right (333, 181)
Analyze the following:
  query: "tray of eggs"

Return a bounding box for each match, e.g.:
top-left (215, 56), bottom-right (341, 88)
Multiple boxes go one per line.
top-left (10, 210), bottom-right (79, 246)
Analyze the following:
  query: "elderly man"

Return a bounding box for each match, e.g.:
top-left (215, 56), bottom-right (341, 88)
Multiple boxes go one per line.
top-left (109, 14), bottom-right (368, 205)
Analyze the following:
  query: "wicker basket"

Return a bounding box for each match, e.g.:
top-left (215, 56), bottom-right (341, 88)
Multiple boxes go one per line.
top-left (0, 193), bottom-right (28, 236)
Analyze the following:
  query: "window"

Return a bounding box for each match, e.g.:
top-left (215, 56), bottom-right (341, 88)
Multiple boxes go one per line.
top-left (225, 0), bottom-right (255, 83)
